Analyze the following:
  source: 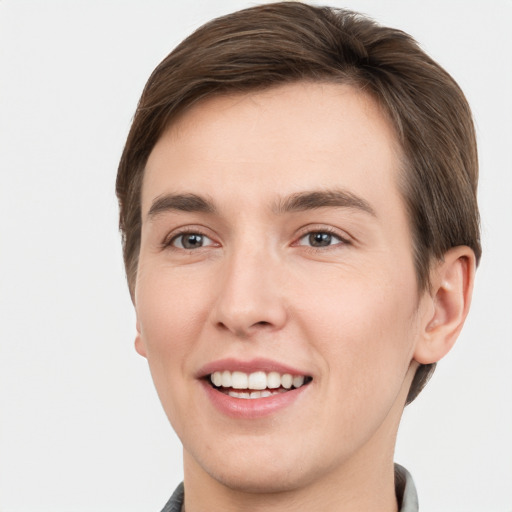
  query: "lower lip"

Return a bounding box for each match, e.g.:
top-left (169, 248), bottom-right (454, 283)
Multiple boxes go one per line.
top-left (201, 381), bottom-right (310, 419)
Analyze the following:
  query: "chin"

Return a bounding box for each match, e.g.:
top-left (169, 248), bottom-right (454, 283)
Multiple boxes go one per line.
top-left (184, 436), bottom-right (334, 496)
top-left (208, 461), bottom-right (310, 494)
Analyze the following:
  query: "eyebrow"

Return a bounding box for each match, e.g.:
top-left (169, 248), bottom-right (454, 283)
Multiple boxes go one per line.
top-left (146, 189), bottom-right (376, 220)
top-left (274, 189), bottom-right (376, 216)
top-left (147, 193), bottom-right (216, 219)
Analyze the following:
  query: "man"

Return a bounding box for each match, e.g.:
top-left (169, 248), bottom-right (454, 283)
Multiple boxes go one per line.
top-left (116, 3), bottom-right (480, 511)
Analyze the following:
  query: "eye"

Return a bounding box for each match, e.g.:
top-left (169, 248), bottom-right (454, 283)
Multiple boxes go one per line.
top-left (170, 232), bottom-right (215, 250)
top-left (297, 231), bottom-right (345, 248)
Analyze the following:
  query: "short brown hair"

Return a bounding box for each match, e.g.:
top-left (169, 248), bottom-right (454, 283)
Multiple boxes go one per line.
top-left (116, 1), bottom-right (481, 403)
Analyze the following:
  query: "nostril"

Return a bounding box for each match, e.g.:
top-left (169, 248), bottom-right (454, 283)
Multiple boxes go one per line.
top-left (254, 321), bottom-right (271, 327)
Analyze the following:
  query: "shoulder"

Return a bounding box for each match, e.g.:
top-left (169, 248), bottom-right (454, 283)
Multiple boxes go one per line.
top-left (160, 482), bottom-right (184, 512)
top-left (395, 463), bottom-right (419, 512)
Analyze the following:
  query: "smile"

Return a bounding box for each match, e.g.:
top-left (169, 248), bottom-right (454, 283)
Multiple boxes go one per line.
top-left (209, 370), bottom-right (312, 399)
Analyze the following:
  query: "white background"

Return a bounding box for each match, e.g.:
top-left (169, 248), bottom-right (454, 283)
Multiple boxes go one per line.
top-left (0, 1), bottom-right (511, 511)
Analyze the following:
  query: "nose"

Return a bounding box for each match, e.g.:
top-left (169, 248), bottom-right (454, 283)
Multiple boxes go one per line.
top-left (211, 243), bottom-right (288, 338)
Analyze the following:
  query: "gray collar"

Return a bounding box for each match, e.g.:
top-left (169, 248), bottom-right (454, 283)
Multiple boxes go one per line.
top-left (394, 463), bottom-right (419, 512)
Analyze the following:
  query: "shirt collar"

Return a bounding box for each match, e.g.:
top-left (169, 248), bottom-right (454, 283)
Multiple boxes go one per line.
top-left (395, 463), bottom-right (419, 512)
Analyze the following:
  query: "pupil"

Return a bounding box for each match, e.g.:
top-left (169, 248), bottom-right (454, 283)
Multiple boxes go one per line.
top-left (183, 234), bottom-right (203, 248)
top-left (309, 232), bottom-right (331, 247)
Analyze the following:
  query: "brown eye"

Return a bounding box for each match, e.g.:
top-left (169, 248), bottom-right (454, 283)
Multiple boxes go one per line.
top-left (172, 233), bottom-right (214, 249)
top-left (309, 232), bottom-right (332, 247)
top-left (298, 231), bottom-right (344, 248)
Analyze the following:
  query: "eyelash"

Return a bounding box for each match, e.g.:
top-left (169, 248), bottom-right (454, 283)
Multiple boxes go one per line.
top-left (294, 226), bottom-right (349, 250)
top-left (162, 226), bottom-right (350, 251)
top-left (163, 229), bottom-right (216, 250)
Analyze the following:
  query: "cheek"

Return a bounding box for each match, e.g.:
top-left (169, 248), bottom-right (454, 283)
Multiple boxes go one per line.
top-left (296, 263), bottom-right (419, 383)
top-left (136, 263), bottom-right (209, 353)
top-left (134, 266), bottom-right (211, 409)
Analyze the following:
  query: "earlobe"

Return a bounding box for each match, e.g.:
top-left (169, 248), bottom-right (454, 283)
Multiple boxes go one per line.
top-left (414, 246), bottom-right (476, 365)
top-left (134, 319), bottom-right (148, 358)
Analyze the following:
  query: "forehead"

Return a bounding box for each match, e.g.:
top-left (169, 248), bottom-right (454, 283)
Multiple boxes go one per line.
top-left (142, 81), bottom-right (403, 217)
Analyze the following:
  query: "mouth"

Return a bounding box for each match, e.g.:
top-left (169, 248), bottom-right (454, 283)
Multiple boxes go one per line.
top-left (207, 370), bottom-right (313, 399)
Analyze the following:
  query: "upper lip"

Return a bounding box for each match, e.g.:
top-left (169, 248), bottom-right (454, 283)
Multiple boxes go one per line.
top-left (196, 357), bottom-right (311, 378)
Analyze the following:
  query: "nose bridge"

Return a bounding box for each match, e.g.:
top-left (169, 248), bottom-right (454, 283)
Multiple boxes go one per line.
top-left (212, 234), bottom-right (287, 336)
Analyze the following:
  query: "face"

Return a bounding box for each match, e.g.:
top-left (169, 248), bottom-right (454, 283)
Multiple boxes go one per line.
top-left (135, 82), bottom-right (429, 493)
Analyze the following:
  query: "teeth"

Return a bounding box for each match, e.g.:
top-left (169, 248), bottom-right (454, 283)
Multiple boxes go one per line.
top-left (210, 370), bottom-right (308, 392)
top-left (281, 373), bottom-right (293, 389)
top-left (248, 371), bottom-right (267, 390)
top-left (293, 375), bottom-right (305, 388)
top-left (227, 389), bottom-right (285, 399)
top-left (221, 370), bottom-right (231, 388)
top-left (231, 371), bottom-right (248, 389)
top-left (267, 371), bottom-right (281, 389)
top-left (211, 371), bottom-right (222, 387)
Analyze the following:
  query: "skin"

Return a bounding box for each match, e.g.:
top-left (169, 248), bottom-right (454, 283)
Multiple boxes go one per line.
top-left (134, 82), bottom-right (475, 511)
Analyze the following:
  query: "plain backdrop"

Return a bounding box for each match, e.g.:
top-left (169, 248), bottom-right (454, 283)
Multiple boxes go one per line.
top-left (0, 1), bottom-right (511, 511)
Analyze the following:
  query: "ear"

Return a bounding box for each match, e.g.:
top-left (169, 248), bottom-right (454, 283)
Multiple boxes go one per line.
top-left (134, 318), bottom-right (148, 358)
top-left (414, 246), bottom-right (476, 365)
